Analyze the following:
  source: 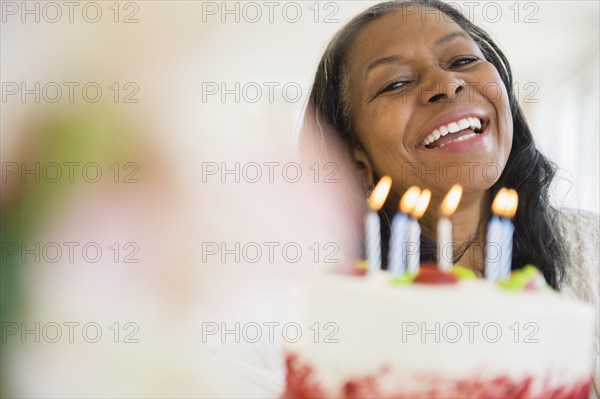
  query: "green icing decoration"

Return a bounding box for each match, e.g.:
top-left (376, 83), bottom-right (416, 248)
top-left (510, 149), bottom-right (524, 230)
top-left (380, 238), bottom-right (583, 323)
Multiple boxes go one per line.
top-left (497, 278), bottom-right (527, 291)
top-left (450, 265), bottom-right (477, 279)
top-left (497, 264), bottom-right (550, 291)
top-left (391, 272), bottom-right (416, 285)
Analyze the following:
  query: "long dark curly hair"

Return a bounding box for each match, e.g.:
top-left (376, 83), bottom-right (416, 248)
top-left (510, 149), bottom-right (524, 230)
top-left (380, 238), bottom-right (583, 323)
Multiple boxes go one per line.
top-left (303, 0), bottom-right (566, 289)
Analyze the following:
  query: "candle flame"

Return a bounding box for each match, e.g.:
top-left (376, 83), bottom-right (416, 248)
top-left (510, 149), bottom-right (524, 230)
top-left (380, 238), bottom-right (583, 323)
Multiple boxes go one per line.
top-left (505, 189), bottom-right (518, 218)
top-left (440, 184), bottom-right (463, 217)
top-left (411, 189), bottom-right (431, 219)
top-left (399, 186), bottom-right (421, 214)
top-left (368, 176), bottom-right (392, 211)
top-left (491, 188), bottom-right (509, 217)
top-left (491, 188), bottom-right (518, 218)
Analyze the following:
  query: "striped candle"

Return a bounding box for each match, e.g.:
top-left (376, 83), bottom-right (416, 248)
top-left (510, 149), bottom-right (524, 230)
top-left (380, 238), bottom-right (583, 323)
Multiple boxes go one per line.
top-left (365, 176), bottom-right (392, 274)
top-left (406, 189), bottom-right (431, 275)
top-left (365, 210), bottom-right (382, 274)
top-left (499, 190), bottom-right (518, 280)
top-left (437, 184), bottom-right (463, 271)
top-left (484, 215), bottom-right (504, 281)
top-left (485, 189), bottom-right (518, 282)
top-left (389, 186), bottom-right (420, 277)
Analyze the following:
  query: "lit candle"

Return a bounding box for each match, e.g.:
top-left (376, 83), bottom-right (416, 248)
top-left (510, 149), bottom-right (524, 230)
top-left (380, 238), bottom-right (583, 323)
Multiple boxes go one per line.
top-left (499, 189), bottom-right (518, 280)
top-left (407, 189), bottom-right (431, 275)
top-left (437, 184), bottom-right (463, 271)
top-left (485, 189), bottom-right (509, 282)
top-left (389, 186), bottom-right (421, 276)
top-left (365, 176), bottom-right (392, 274)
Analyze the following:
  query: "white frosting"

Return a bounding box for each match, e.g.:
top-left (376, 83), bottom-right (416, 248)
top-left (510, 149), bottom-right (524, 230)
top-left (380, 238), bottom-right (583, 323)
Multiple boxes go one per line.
top-left (287, 272), bottom-right (596, 396)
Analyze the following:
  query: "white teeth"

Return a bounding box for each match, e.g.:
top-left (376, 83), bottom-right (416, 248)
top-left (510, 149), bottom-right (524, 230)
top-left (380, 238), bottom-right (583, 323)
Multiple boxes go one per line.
top-left (420, 117), bottom-right (484, 147)
top-left (422, 129), bottom-right (442, 145)
top-left (467, 117), bottom-right (481, 130)
top-left (448, 132), bottom-right (477, 144)
top-left (447, 122), bottom-right (460, 133)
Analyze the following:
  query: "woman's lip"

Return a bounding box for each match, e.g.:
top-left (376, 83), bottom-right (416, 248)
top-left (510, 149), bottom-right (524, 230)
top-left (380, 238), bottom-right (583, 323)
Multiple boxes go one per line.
top-left (416, 122), bottom-right (490, 154)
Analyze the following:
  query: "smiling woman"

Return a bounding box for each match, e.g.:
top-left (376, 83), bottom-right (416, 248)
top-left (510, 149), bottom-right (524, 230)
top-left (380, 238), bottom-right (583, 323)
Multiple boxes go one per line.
top-left (301, 0), bottom-right (599, 395)
top-left (303, 0), bottom-right (595, 282)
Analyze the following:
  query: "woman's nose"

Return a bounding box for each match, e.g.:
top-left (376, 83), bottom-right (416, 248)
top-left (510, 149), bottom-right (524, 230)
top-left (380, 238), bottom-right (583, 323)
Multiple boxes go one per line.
top-left (420, 67), bottom-right (466, 103)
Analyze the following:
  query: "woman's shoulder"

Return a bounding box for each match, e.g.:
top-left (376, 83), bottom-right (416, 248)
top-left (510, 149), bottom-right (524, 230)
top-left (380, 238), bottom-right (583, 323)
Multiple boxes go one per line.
top-left (556, 207), bottom-right (600, 235)
top-left (555, 207), bottom-right (599, 298)
top-left (555, 208), bottom-right (599, 261)
top-left (556, 208), bottom-right (600, 398)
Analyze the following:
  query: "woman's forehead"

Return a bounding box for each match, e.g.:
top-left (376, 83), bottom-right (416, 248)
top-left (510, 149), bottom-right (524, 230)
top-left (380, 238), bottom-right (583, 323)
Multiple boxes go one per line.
top-left (349, 8), bottom-right (467, 73)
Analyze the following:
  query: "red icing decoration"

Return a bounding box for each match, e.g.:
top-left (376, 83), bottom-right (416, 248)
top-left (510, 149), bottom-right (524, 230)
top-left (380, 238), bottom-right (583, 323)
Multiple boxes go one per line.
top-left (413, 264), bottom-right (459, 285)
top-left (282, 353), bottom-right (326, 398)
top-left (282, 352), bottom-right (592, 399)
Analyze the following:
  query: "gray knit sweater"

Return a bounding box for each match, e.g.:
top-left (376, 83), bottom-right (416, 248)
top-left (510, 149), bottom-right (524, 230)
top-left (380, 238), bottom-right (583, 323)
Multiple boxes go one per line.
top-left (558, 209), bottom-right (600, 398)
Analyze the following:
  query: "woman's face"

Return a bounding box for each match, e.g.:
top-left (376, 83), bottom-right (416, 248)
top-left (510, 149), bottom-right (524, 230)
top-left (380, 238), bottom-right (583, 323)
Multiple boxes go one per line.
top-left (347, 7), bottom-right (513, 201)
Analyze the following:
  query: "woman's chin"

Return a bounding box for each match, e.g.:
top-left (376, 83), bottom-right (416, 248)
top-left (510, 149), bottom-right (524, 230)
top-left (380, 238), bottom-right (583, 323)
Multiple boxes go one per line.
top-left (393, 160), bottom-right (501, 194)
top-left (411, 143), bottom-right (507, 192)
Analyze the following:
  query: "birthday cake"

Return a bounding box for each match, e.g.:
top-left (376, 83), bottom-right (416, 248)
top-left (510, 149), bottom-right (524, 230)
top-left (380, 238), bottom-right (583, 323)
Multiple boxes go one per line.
top-left (282, 265), bottom-right (595, 399)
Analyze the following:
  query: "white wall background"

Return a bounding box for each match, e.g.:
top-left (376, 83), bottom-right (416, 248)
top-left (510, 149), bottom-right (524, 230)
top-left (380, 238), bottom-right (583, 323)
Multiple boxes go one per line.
top-left (469, 1), bottom-right (600, 212)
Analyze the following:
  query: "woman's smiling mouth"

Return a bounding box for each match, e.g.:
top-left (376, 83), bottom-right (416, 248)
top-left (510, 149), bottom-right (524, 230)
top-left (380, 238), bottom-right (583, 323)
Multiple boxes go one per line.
top-left (417, 112), bottom-right (490, 150)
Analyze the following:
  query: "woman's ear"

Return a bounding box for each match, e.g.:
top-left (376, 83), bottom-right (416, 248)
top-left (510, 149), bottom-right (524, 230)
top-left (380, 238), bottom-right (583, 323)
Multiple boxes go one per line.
top-left (352, 146), bottom-right (375, 189)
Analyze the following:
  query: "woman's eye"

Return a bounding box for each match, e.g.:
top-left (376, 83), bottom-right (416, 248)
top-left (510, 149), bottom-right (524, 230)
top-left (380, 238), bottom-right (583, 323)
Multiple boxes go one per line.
top-left (378, 80), bottom-right (410, 95)
top-left (451, 56), bottom-right (479, 67)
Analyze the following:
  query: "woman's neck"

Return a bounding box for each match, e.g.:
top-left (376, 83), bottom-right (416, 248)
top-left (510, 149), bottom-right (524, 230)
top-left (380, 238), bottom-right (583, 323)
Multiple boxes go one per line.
top-left (419, 190), bottom-right (490, 276)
